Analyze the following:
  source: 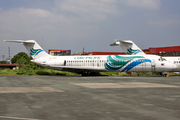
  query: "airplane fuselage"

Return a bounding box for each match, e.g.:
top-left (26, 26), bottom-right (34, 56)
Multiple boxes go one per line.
top-left (31, 54), bottom-right (177, 73)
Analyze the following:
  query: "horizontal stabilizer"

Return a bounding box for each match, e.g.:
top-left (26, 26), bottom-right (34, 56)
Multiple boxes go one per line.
top-left (110, 40), bottom-right (132, 46)
top-left (4, 40), bottom-right (35, 44)
top-left (110, 41), bottom-right (120, 46)
top-left (110, 40), bottom-right (146, 55)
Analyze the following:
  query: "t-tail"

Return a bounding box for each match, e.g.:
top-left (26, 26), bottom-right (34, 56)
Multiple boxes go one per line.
top-left (4, 40), bottom-right (50, 59)
top-left (110, 40), bottom-right (146, 55)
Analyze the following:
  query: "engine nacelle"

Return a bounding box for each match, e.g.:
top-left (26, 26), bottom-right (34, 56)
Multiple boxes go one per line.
top-left (46, 59), bottom-right (65, 66)
top-left (39, 57), bottom-right (65, 67)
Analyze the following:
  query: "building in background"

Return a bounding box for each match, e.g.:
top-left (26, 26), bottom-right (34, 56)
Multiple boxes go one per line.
top-left (148, 46), bottom-right (180, 56)
top-left (48, 45), bottom-right (180, 56)
top-left (87, 52), bottom-right (126, 55)
top-left (49, 49), bottom-right (71, 56)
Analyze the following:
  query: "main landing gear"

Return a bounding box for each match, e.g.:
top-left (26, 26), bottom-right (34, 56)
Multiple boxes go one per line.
top-left (80, 71), bottom-right (100, 76)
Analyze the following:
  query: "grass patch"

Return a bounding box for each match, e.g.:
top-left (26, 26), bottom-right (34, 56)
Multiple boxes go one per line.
top-left (0, 68), bottom-right (18, 76)
top-left (35, 69), bottom-right (80, 76)
top-left (0, 65), bottom-right (179, 76)
top-left (168, 72), bottom-right (180, 76)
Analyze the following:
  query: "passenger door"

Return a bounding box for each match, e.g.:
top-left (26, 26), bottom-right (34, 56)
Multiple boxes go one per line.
top-left (151, 59), bottom-right (156, 72)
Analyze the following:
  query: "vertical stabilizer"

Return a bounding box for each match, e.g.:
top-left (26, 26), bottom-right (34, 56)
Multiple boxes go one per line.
top-left (4, 40), bottom-right (50, 59)
top-left (110, 40), bottom-right (146, 55)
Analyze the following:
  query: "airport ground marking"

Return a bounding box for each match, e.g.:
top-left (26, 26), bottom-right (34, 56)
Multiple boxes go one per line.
top-left (0, 116), bottom-right (39, 120)
top-left (0, 87), bottom-right (64, 93)
top-left (70, 82), bottom-right (180, 89)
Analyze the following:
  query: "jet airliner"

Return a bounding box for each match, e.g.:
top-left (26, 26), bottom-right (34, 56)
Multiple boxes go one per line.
top-left (4, 40), bottom-right (177, 76)
top-left (110, 40), bottom-right (180, 73)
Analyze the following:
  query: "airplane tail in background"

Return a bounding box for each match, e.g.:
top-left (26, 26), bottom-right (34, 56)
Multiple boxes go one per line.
top-left (110, 40), bottom-right (146, 55)
top-left (4, 40), bottom-right (50, 59)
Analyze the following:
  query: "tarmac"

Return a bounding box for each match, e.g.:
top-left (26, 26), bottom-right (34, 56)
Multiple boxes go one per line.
top-left (0, 75), bottom-right (180, 120)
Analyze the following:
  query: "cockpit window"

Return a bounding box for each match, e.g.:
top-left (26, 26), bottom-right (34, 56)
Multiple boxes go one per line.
top-left (159, 57), bottom-right (163, 61)
top-left (163, 58), bottom-right (167, 61)
top-left (159, 57), bottom-right (166, 61)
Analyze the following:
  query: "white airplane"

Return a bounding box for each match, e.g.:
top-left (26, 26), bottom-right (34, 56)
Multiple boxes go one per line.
top-left (110, 40), bottom-right (180, 72)
top-left (4, 40), bottom-right (177, 76)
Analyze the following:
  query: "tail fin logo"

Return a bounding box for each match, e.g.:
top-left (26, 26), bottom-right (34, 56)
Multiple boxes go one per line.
top-left (30, 48), bottom-right (44, 57)
top-left (126, 48), bottom-right (142, 55)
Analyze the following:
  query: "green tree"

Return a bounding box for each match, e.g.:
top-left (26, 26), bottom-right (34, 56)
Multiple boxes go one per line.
top-left (11, 52), bottom-right (32, 74)
top-left (11, 52), bottom-right (31, 64)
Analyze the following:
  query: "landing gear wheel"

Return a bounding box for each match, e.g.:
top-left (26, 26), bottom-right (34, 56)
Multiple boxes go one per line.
top-left (81, 71), bottom-right (89, 76)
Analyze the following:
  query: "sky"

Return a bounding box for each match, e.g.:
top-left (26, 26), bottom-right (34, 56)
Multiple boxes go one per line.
top-left (0, 0), bottom-right (180, 61)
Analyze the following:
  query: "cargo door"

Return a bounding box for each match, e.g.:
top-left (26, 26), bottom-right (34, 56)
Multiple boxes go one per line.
top-left (151, 59), bottom-right (156, 72)
top-left (94, 60), bottom-right (97, 67)
top-left (97, 59), bottom-right (100, 67)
